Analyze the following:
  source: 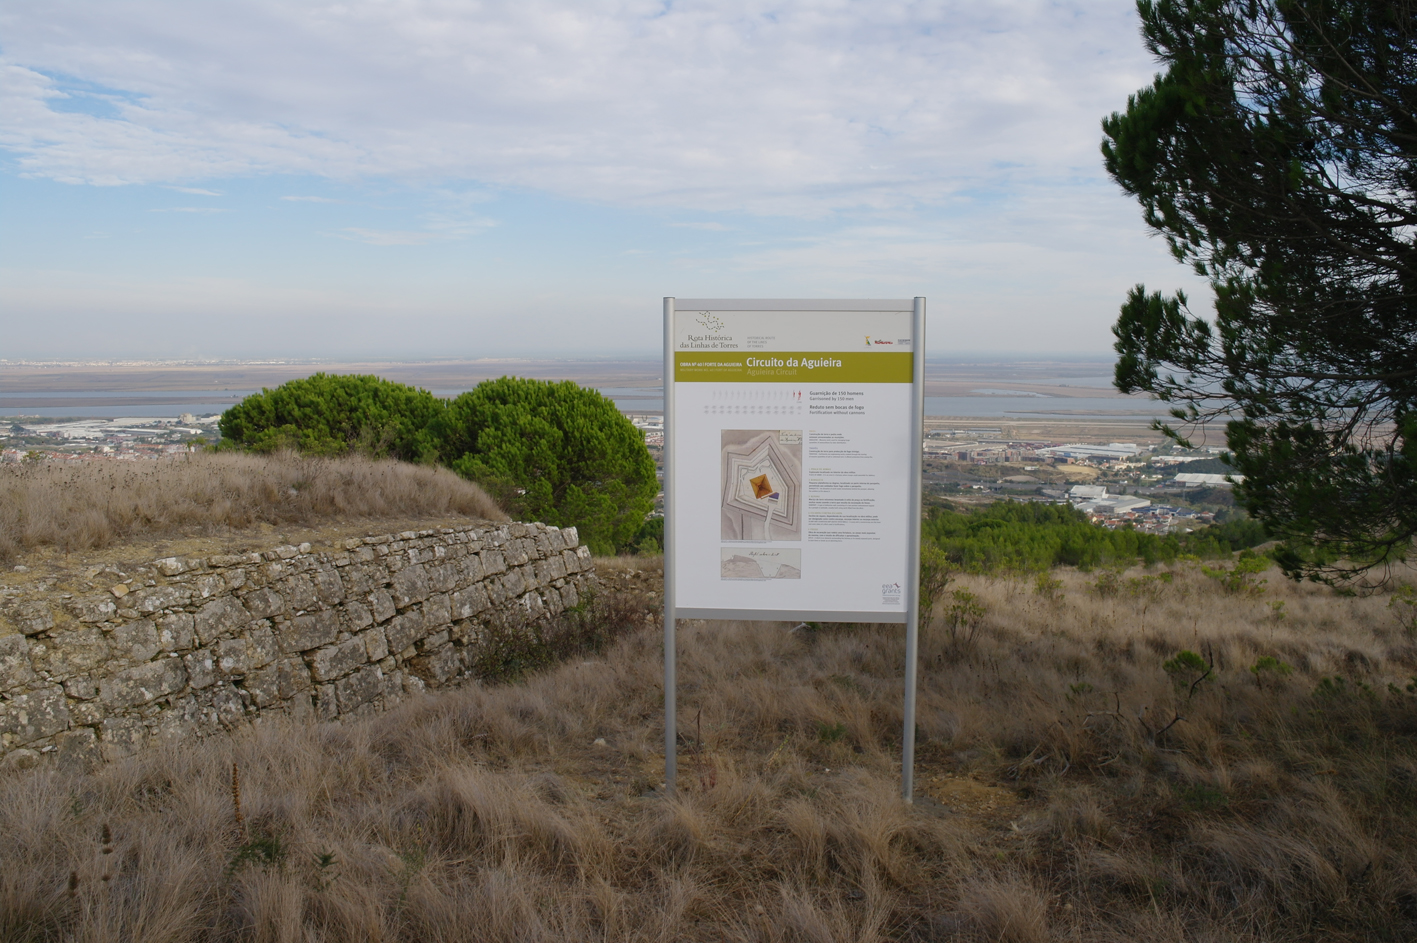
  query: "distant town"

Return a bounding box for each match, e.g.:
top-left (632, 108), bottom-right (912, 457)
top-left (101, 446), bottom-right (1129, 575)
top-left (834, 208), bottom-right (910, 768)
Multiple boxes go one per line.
top-left (3, 408), bottom-right (1238, 539)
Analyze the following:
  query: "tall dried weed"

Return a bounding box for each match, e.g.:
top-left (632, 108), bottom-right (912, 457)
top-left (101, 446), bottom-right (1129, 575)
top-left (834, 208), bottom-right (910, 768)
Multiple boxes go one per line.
top-left (3, 557), bottom-right (1417, 940)
top-left (0, 451), bottom-right (504, 562)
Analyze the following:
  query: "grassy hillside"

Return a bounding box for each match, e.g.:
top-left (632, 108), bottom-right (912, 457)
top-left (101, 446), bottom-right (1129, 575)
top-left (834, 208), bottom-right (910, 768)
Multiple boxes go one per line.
top-left (4, 556), bottom-right (1417, 941)
top-left (0, 452), bottom-right (505, 565)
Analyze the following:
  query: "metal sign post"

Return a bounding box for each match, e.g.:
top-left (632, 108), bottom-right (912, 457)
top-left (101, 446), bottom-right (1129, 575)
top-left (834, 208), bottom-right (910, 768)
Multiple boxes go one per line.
top-left (662, 298), bottom-right (925, 800)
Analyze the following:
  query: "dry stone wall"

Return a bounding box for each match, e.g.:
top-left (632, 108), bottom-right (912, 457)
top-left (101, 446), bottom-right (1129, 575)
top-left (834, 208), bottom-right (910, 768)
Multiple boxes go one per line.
top-left (0, 522), bottom-right (595, 770)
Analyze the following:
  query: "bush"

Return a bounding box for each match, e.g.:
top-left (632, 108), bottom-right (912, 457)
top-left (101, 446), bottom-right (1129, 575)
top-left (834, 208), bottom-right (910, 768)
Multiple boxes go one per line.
top-left (438, 377), bottom-right (657, 555)
top-left (920, 500), bottom-right (1270, 575)
top-left (218, 374), bottom-right (444, 462)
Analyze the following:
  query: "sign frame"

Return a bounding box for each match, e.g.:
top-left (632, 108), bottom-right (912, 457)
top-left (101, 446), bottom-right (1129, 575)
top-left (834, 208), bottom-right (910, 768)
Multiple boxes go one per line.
top-left (662, 297), bottom-right (927, 800)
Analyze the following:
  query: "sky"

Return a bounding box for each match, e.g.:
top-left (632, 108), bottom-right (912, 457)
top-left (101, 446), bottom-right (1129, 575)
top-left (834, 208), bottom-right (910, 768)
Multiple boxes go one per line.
top-left (0, 1), bottom-right (1210, 362)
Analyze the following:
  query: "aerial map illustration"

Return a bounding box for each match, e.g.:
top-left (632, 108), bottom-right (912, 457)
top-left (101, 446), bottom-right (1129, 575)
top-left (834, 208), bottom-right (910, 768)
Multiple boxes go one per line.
top-left (720, 429), bottom-right (803, 542)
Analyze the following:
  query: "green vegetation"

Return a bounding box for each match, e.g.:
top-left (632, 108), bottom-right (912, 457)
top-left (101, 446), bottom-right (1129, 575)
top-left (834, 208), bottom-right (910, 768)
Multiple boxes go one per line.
top-left (218, 374), bottom-right (657, 554)
top-left (1103, 0), bottom-right (1417, 581)
top-left (218, 373), bottom-right (443, 462)
top-left (438, 377), bottom-right (657, 556)
top-left (921, 500), bottom-right (1267, 574)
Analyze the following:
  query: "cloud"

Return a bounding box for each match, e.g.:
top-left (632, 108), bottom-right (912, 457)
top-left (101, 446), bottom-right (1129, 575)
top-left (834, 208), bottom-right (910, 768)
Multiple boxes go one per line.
top-left (280, 195), bottom-right (341, 202)
top-left (671, 222), bottom-right (732, 231)
top-left (168, 186), bottom-right (221, 195)
top-left (0, 1), bottom-right (1155, 216)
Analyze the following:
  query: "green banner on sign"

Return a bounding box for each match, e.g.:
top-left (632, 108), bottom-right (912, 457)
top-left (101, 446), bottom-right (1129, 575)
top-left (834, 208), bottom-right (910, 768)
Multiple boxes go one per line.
top-left (674, 350), bottom-right (912, 383)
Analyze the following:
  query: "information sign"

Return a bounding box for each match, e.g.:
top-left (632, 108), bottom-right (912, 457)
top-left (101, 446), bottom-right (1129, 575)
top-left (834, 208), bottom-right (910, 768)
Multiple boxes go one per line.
top-left (662, 298), bottom-right (927, 798)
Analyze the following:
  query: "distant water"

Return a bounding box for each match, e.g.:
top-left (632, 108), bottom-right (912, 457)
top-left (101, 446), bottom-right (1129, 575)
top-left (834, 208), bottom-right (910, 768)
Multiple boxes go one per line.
top-left (0, 385), bottom-right (1161, 422)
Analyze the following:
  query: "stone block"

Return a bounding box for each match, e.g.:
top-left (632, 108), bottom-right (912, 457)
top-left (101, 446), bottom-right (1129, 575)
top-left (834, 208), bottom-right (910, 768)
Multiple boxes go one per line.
top-left (340, 564), bottom-right (378, 598)
top-left (539, 556), bottom-right (566, 584)
top-left (184, 649), bottom-right (216, 689)
top-left (195, 597), bottom-right (250, 643)
top-left (563, 526), bottom-right (579, 549)
top-left (275, 656), bottom-right (312, 699)
top-left (345, 601), bottom-right (373, 630)
top-left (424, 593), bottom-right (451, 629)
top-left (100, 716), bottom-right (147, 759)
top-left (561, 549), bottom-right (582, 574)
top-left (193, 574), bottom-right (226, 599)
top-left (480, 549), bottom-right (507, 576)
top-left (544, 589), bottom-right (564, 615)
top-left (336, 665), bottom-right (383, 712)
top-left (37, 627), bottom-right (109, 679)
top-left (153, 697), bottom-right (201, 743)
top-left (410, 643), bottom-right (462, 684)
top-left (211, 683), bottom-right (247, 726)
top-left (310, 636), bottom-right (367, 683)
top-left (452, 584), bottom-right (490, 619)
top-left (278, 576), bottom-right (319, 612)
top-left (362, 626), bottom-right (388, 663)
top-left (546, 527), bottom-right (566, 551)
top-left (520, 591), bottom-right (546, 617)
top-left (9, 602), bottom-right (57, 637)
top-left (158, 612), bottom-right (195, 652)
top-left (63, 675), bottom-right (98, 700)
top-left (154, 556), bottom-right (199, 576)
top-left (242, 587), bottom-right (286, 619)
top-left (101, 658), bottom-right (188, 710)
top-left (391, 564), bottom-right (430, 609)
top-left (426, 563), bottom-right (458, 594)
top-left (498, 568), bottom-right (527, 601)
top-left (560, 582), bottom-right (580, 610)
top-left (520, 563), bottom-right (541, 591)
top-left (111, 619), bottom-right (159, 663)
top-left (130, 584), bottom-right (193, 614)
top-left (70, 697), bottom-right (105, 726)
top-left (0, 634), bottom-right (35, 691)
top-left (314, 684), bottom-right (339, 720)
top-left (459, 554), bottom-right (485, 584)
top-left (55, 727), bottom-right (100, 771)
top-left (419, 629), bottom-right (450, 652)
top-left (504, 540), bottom-right (531, 567)
top-left (0, 685), bottom-right (69, 745)
top-left (68, 596), bottom-right (114, 625)
top-left (1, 748), bottom-right (41, 771)
top-left (222, 568), bottom-right (248, 592)
top-left (383, 608), bottom-right (427, 655)
top-left (278, 610), bottom-right (340, 653)
top-left (370, 590), bottom-right (395, 624)
top-left (216, 637), bottom-right (256, 677)
top-left (314, 569), bottom-right (345, 606)
top-left (245, 664), bottom-right (281, 709)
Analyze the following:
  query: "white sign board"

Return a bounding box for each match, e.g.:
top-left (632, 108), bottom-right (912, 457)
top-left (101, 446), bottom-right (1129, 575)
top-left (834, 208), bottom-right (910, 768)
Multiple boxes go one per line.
top-left (665, 299), bottom-right (922, 622)
top-left (661, 297), bottom-right (927, 800)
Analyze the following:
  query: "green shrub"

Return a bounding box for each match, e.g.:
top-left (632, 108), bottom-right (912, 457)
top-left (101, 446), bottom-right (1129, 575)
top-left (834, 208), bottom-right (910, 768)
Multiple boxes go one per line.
top-left (920, 500), bottom-right (1263, 575)
top-left (218, 373), bottom-right (444, 462)
top-left (1250, 656), bottom-right (1294, 688)
top-left (438, 378), bottom-right (657, 555)
top-left (1391, 584), bottom-right (1417, 638)
top-left (1201, 550), bottom-right (1270, 595)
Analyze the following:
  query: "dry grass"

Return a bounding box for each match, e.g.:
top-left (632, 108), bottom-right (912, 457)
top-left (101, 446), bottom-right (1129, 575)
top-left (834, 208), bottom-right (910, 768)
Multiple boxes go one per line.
top-left (4, 556), bottom-right (1417, 941)
top-left (0, 453), bottom-right (505, 564)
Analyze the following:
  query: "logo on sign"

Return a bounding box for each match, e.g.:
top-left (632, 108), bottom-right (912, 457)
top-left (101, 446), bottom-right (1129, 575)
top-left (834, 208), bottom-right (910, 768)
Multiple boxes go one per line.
top-left (881, 582), bottom-right (902, 605)
top-left (697, 312), bottom-right (725, 334)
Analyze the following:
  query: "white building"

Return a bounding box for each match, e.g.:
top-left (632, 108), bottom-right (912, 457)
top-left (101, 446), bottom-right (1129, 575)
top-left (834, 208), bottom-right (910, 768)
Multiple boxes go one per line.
top-left (1066, 484), bottom-right (1150, 515)
top-left (1038, 442), bottom-right (1141, 461)
top-left (1174, 472), bottom-right (1243, 487)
